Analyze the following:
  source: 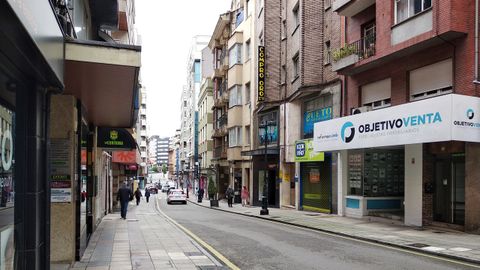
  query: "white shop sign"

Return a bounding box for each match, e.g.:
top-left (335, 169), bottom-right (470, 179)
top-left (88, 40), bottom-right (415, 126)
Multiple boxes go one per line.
top-left (314, 94), bottom-right (480, 152)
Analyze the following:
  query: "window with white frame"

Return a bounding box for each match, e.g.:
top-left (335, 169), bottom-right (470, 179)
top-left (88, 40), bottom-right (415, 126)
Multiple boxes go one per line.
top-left (229, 127), bottom-right (242, 147)
top-left (245, 39), bottom-right (251, 62)
top-left (395, 0), bottom-right (432, 24)
top-left (361, 78), bottom-right (392, 109)
top-left (409, 58), bottom-right (453, 100)
top-left (229, 85), bottom-right (243, 107)
top-left (229, 43), bottom-right (243, 67)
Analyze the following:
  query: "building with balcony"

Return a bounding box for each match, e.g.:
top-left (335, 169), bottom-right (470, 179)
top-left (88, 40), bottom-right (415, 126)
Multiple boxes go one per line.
top-left (322, 0), bottom-right (480, 233)
top-left (198, 75), bottom-right (215, 183)
top-left (209, 12), bottom-right (232, 197)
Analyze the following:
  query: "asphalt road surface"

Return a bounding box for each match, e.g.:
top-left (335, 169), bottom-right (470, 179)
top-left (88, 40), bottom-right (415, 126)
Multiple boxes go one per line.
top-left (155, 194), bottom-right (479, 270)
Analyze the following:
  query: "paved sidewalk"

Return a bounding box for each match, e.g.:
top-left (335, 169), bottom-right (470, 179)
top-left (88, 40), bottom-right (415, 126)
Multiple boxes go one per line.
top-left (57, 195), bottom-right (223, 270)
top-left (189, 197), bottom-right (480, 265)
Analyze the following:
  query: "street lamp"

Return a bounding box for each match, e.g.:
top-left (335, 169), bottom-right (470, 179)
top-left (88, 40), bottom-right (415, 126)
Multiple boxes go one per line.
top-left (259, 120), bottom-right (275, 215)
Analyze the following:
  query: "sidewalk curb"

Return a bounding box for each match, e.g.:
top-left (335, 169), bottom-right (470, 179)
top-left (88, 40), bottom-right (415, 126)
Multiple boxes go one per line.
top-left (188, 199), bottom-right (480, 267)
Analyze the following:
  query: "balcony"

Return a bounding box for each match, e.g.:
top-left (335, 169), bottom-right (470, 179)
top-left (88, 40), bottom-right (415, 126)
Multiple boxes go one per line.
top-left (332, 0), bottom-right (375, 17)
top-left (213, 146), bottom-right (227, 159)
top-left (332, 33), bottom-right (375, 72)
top-left (212, 115), bottom-right (228, 138)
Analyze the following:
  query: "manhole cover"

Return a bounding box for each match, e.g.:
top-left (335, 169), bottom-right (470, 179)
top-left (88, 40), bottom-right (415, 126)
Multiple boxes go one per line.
top-left (408, 243), bottom-right (430, 248)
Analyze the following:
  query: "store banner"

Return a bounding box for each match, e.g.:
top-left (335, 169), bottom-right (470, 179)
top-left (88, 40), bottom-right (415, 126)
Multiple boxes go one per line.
top-left (295, 139), bottom-right (325, 162)
top-left (314, 94), bottom-right (480, 152)
top-left (97, 127), bottom-right (137, 150)
top-left (258, 46), bottom-right (265, 102)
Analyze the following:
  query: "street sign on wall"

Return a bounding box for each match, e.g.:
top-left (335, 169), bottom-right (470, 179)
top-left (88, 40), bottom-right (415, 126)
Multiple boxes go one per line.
top-left (313, 94), bottom-right (480, 152)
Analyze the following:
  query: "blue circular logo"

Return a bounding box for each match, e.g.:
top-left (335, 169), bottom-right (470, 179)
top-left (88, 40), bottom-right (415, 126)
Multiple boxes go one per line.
top-left (341, 122), bottom-right (355, 143)
top-left (467, 109), bottom-right (475, 120)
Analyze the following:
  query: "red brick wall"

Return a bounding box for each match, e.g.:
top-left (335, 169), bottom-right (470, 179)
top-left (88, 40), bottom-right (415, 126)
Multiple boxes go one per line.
top-left (301, 0), bottom-right (324, 86)
top-left (264, 0), bottom-right (282, 102)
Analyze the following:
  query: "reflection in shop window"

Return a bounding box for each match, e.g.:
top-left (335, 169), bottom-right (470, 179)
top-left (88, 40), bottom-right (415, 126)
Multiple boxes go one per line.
top-left (0, 104), bottom-right (14, 270)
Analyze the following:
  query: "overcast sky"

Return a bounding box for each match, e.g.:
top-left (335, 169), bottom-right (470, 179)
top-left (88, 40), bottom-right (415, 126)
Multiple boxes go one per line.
top-left (136, 0), bottom-right (231, 138)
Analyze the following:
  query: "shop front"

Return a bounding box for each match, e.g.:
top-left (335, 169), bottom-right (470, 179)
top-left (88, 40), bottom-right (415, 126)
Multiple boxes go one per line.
top-left (314, 94), bottom-right (480, 232)
top-left (1, 0), bottom-right (64, 268)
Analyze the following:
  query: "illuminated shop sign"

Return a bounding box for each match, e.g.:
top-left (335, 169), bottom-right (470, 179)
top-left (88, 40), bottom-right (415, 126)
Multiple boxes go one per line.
top-left (258, 46), bottom-right (265, 102)
top-left (97, 128), bottom-right (136, 150)
top-left (314, 94), bottom-right (480, 152)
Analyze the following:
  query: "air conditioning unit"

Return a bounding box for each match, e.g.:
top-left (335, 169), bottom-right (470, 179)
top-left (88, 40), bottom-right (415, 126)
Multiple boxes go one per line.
top-left (351, 106), bottom-right (372, 115)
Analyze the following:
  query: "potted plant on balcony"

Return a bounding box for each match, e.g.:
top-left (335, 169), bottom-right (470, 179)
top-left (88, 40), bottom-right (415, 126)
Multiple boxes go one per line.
top-left (208, 176), bottom-right (219, 207)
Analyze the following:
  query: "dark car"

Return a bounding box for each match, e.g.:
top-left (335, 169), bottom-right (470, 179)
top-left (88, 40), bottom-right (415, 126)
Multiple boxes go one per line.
top-left (148, 186), bottom-right (158, 194)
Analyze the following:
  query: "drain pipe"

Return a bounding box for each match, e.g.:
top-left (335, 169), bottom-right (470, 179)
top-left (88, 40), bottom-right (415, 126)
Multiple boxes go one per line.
top-left (474, 0), bottom-right (480, 84)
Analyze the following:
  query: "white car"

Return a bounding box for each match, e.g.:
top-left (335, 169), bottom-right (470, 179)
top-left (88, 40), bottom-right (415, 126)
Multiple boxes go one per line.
top-left (166, 189), bottom-right (187, 204)
top-left (161, 184), bottom-right (170, 193)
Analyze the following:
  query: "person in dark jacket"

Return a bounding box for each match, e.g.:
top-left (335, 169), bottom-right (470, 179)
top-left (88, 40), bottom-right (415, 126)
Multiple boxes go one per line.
top-left (226, 186), bottom-right (234, 207)
top-left (116, 182), bottom-right (132, 219)
top-left (134, 187), bottom-right (142, 205)
top-left (145, 188), bottom-right (151, 203)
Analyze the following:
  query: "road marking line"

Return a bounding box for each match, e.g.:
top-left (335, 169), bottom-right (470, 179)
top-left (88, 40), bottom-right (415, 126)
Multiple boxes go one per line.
top-left (155, 197), bottom-right (240, 270)
top-left (255, 216), bottom-right (480, 269)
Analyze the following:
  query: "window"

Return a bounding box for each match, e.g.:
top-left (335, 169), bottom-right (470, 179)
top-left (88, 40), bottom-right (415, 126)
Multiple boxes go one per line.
top-left (235, 8), bottom-right (244, 28)
top-left (293, 53), bottom-right (300, 79)
top-left (194, 60), bottom-right (201, 83)
top-left (229, 85), bottom-right (243, 107)
top-left (245, 39), bottom-right (251, 62)
top-left (293, 3), bottom-right (300, 29)
top-left (229, 127), bottom-right (242, 147)
top-left (324, 41), bottom-right (331, 65)
top-left (245, 83), bottom-right (251, 104)
top-left (409, 59), bottom-right (453, 100)
top-left (229, 43), bottom-right (243, 67)
top-left (325, 0), bottom-right (332, 9)
top-left (395, 0), bottom-right (432, 24)
top-left (361, 78), bottom-right (392, 109)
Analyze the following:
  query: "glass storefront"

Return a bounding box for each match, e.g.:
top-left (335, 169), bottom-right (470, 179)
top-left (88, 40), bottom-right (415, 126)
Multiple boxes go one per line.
top-left (348, 148), bottom-right (404, 197)
top-left (0, 89), bottom-right (15, 270)
top-left (301, 154), bottom-right (332, 213)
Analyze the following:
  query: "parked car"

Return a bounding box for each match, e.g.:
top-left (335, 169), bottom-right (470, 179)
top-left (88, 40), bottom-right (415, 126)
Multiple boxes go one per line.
top-left (161, 184), bottom-right (170, 193)
top-left (166, 189), bottom-right (187, 204)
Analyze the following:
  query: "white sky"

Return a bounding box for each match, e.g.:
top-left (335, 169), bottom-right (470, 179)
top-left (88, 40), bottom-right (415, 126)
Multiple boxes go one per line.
top-left (136, 0), bottom-right (231, 138)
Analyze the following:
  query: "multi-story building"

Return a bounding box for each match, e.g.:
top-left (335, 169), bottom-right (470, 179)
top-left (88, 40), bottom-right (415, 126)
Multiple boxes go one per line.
top-left (136, 83), bottom-right (149, 184)
top-left (150, 136), bottom-right (170, 168)
top-left (277, 0), bottom-right (342, 213)
top-left (1, 0), bottom-right (141, 267)
top-left (180, 36), bottom-right (210, 189)
top-left (198, 47), bottom-right (215, 182)
top-left (209, 13), bottom-right (231, 197)
top-left (315, 0), bottom-right (480, 233)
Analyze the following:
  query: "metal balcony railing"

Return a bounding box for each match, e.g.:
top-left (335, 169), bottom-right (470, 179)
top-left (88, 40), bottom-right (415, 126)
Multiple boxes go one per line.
top-left (332, 33), bottom-right (376, 62)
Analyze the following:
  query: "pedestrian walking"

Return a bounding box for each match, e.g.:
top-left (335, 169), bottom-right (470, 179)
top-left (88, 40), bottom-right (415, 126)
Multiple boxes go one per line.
top-left (116, 182), bottom-right (133, 219)
top-left (226, 186), bottom-right (234, 207)
top-left (134, 187), bottom-right (142, 205)
top-left (241, 186), bottom-right (250, 207)
top-left (197, 188), bottom-right (204, 203)
top-left (145, 188), bottom-right (151, 203)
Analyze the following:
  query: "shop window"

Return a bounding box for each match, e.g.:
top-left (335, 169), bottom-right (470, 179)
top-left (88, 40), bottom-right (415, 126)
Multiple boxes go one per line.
top-left (395, 0), bottom-right (432, 24)
top-left (0, 103), bottom-right (14, 270)
top-left (410, 59), bottom-right (453, 101)
top-left (303, 96), bottom-right (333, 138)
top-left (348, 149), bottom-right (405, 197)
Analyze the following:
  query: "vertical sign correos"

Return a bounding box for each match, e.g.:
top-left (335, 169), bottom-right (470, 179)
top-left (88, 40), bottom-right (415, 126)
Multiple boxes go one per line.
top-left (258, 46), bottom-right (265, 102)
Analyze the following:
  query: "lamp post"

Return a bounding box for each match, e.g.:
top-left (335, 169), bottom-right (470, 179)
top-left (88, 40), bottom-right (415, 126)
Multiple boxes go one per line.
top-left (259, 120), bottom-right (273, 215)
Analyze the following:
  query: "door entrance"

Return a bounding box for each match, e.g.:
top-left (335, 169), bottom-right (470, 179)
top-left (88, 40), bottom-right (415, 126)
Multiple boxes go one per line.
top-left (434, 154), bottom-right (465, 225)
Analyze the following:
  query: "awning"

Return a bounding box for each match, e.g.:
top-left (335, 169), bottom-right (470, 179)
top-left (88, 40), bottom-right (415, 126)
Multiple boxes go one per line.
top-left (97, 127), bottom-right (138, 150)
top-left (64, 39), bottom-right (141, 128)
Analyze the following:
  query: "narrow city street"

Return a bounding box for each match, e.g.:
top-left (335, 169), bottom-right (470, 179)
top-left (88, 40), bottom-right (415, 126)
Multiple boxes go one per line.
top-left (157, 194), bottom-right (479, 270)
